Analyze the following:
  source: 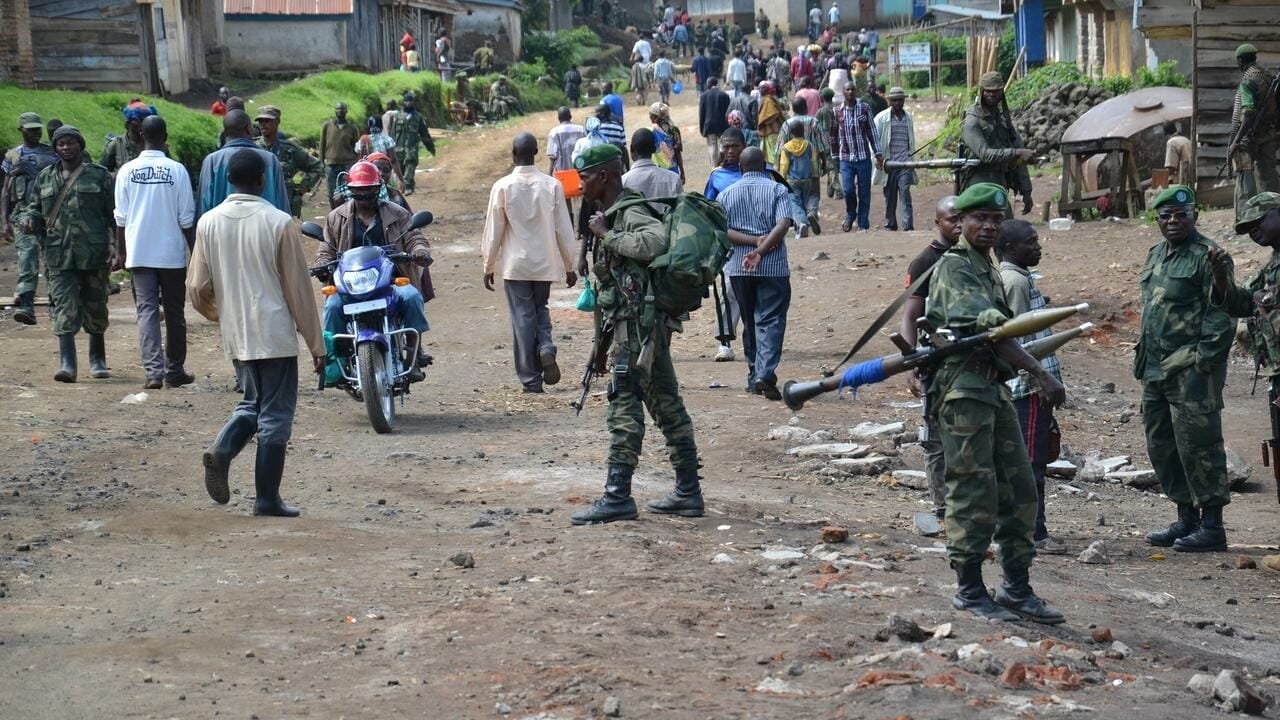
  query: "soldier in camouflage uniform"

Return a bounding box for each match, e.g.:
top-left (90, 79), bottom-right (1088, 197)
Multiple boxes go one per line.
top-left (101, 100), bottom-right (155, 176)
top-left (2, 112), bottom-right (58, 324)
top-left (569, 144), bottom-right (704, 525)
top-left (1211, 192), bottom-right (1280, 409)
top-left (960, 72), bottom-right (1035, 215)
top-left (255, 106), bottom-right (323, 218)
top-left (926, 182), bottom-right (1065, 624)
top-left (1229, 44), bottom-right (1279, 219)
top-left (1136, 185), bottom-right (1235, 553)
top-left (392, 93), bottom-right (436, 195)
top-left (18, 126), bottom-right (116, 383)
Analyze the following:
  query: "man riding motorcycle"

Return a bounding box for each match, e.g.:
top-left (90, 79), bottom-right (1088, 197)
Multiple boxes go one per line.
top-left (312, 161), bottom-right (432, 381)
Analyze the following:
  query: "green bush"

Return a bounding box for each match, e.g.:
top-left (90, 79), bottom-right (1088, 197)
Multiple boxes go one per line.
top-left (522, 27), bottom-right (601, 81)
top-left (897, 32), bottom-right (968, 89)
top-left (1004, 62), bottom-right (1085, 109)
top-left (1136, 60), bottom-right (1188, 89)
top-left (0, 86), bottom-right (221, 172)
top-left (253, 70), bottom-right (448, 147)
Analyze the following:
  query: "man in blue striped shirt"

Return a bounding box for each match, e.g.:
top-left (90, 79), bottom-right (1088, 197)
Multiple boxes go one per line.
top-left (717, 147), bottom-right (793, 399)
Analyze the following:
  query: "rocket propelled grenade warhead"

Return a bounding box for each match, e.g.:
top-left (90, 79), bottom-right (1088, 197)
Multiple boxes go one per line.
top-left (780, 305), bottom-right (1090, 411)
top-left (987, 303), bottom-right (1089, 342)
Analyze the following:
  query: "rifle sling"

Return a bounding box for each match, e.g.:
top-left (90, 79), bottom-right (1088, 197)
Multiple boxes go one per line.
top-left (46, 163), bottom-right (85, 234)
top-left (833, 263), bottom-right (936, 371)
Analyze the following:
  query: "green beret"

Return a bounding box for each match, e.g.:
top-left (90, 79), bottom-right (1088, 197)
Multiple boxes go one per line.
top-left (954, 182), bottom-right (1010, 212)
top-left (1152, 184), bottom-right (1195, 208)
top-left (820, 87), bottom-right (835, 100)
top-left (979, 71), bottom-right (1004, 91)
top-left (1237, 43), bottom-right (1258, 58)
top-left (1236, 191), bottom-right (1280, 233)
top-left (574, 143), bottom-right (622, 171)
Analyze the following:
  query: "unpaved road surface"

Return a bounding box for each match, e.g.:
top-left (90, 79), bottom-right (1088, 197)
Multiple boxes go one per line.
top-left (3, 86), bottom-right (1280, 720)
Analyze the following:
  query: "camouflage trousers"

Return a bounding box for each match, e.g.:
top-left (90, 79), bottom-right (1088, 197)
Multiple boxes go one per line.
top-left (1235, 139), bottom-right (1280, 222)
top-left (395, 149), bottom-right (418, 192)
top-left (937, 396), bottom-right (1038, 572)
top-left (48, 266), bottom-right (110, 336)
top-left (1141, 364), bottom-right (1230, 508)
top-left (605, 331), bottom-right (699, 472)
top-left (14, 231), bottom-right (45, 296)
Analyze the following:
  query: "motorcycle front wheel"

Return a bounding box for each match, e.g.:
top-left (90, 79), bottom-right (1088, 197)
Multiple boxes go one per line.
top-left (357, 341), bottom-right (395, 433)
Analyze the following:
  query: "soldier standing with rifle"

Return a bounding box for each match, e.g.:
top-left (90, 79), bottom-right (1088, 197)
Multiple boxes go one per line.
top-left (1208, 192), bottom-right (1280, 503)
top-left (2, 112), bottom-right (58, 325)
top-left (569, 144), bottom-right (704, 525)
top-left (926, 182), bottom-right (1065, 624)
top-left (1226, 44), bottom-right (1279, 219)
top-left (960, 72), bottom-right (1034, 215)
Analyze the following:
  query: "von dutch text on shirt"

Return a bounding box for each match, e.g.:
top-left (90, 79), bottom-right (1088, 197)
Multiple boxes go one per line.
top-left (128, 165), bottom-right (175, 186)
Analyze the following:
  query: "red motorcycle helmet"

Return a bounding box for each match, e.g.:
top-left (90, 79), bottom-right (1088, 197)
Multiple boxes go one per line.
top-left (346, 161), bottom-right (382, 189)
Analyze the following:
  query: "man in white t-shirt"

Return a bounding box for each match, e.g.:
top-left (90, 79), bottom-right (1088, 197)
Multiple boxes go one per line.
top-left (113, 116), bottom-right (196, 389)
top-left (632, 35), bottom-right (653, 64)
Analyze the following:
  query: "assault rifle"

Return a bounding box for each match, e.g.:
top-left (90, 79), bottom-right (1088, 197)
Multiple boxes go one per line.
top-left (1217, 65), bottom-right (1280, 181)
top-left (1264, 387), bottom-right (1280, 504)
top-left (572, 319), bottom-right (613, 415)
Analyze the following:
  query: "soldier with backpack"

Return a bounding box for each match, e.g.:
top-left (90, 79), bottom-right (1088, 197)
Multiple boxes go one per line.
top-left (569, 143), bottom-right (729, 525)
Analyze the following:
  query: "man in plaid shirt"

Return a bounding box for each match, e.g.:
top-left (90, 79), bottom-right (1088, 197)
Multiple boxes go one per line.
top-left (829, 84), bottom-right (883, 232)
top-left (998, 219), bottom-right (1066, 555)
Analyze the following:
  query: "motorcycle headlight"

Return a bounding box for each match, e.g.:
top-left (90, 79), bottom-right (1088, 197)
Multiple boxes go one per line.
top-left (341, 268), bottom-right (380, 296)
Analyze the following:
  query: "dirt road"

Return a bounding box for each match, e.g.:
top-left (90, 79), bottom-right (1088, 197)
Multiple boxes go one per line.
top-left (2, 86), bottom-right (1279, 719)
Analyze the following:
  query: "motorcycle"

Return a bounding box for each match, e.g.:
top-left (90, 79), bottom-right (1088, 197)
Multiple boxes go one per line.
top-left (301, 210), bottom-right (432, 434)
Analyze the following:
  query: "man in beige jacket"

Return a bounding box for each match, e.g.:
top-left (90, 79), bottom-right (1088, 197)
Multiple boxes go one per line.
top-left (482, 133), bottom-right (577, 393)
top-left (187, 149), bottom-right (325, 517)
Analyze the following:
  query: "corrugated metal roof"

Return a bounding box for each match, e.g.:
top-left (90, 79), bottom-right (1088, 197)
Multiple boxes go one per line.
top-left (224, 0), bottom-right (352, 15)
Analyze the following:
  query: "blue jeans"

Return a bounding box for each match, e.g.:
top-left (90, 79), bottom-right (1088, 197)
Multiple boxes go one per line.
top-left (788, 178), bottom-right (819, 230)
top-left (840, 158), bottom-right (873, 230)
top-left (729, 274), bottom-right (791, 389)
top-left (323, 285), bottom-right (429, 337)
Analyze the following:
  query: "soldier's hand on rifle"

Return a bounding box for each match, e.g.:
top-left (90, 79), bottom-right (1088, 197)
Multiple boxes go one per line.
top-left (588, 211), bottom-right (608, 239)
top-left (1013, 148), bottom-right (1035, 165)
top-left (565, 271), bottom-right (577, 288)
top-left (483, 272), bottom-right (496, 291)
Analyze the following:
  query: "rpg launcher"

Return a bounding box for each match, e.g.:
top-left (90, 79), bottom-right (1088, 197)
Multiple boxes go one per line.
top-left (883, 159), bottom-right (981, 171)
top-left (782, 305), bottom-right (1090, 411)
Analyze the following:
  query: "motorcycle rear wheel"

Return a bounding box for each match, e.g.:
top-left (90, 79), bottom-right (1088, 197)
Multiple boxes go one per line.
top-left (358, 342), bottom-right (395, 434)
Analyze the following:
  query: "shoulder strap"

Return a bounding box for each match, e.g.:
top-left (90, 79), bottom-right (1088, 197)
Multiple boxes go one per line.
top-left (833, 262), bottom-right (936, 369)
top-left (47, 163), bottom-right (86, 233)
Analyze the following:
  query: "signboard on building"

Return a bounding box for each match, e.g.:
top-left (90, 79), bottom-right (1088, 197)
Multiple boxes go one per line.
top-left (896, 42), bottom-right (931, 70)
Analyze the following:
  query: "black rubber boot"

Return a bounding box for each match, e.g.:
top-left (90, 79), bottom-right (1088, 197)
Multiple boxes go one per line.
top-left (1174, 505), bottom-right (1228, 553)
top-left (13, 292), bottom-right (36, 325)
top-left (1145, 504), bottom-right (1200, 547)
top-left (202, 415), bottom-right (256, 504)
top-left (646, 466), bottom-right (705, 516)
top-left (995, 567), bottom-right (1066, 625)
top-left (571, 466), bottom-right (639, 525)
top-left (87, 333), bottom-right (110, 379)
top-left (54, 334), bottom-right (77, 383)
top-left (253, 443), bottom-right (300, 517)
top-left (952, 562), bottom-right (1020, 622)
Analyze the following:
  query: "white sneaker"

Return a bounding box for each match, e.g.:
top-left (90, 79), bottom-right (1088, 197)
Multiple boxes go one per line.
top-left (714, 345), bottom-right (735, 362)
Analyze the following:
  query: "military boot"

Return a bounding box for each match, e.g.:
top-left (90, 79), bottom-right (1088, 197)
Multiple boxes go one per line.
top-left (994, 567), bottom-right (1066, 625)
top-left (646, 466), bottom-right (705, 516)
top-left (570, 466), bottom-right (639, 525)
top-left (54, 334), bottom-right (77, 383)
top-left (1145, 504), bottom-right (1199, 547)
top-left (202, 415), bottom-right (257, 504)
top-left (952, 562), bottom-right (1019, 622)
top-left (1173, 505), bottom-right (1228, 553)
top-left (13, 292), bottom-right (36, 325)
top-left (253, 443), bottom-right (300, 517)
top-left (87, 333), bottom-right (110, 379)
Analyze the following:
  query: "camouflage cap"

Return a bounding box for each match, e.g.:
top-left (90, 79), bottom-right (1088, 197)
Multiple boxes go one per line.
top-left (954, 182), bottom-right (1009, 213)
top-left (1235, 192), bottom-right (1280, 233)
top-left (574, 143), bottom-right (622, 171)
top-left (979, 71), bottom-right (1005, 90)
top-left (18, 112), bottom-right (42, 129)
top-left (255, 105), bottom-right (281, 121)
top-left (1152, 184), bottom-right (1195, 208)
top-left (1237, 43), bottom-right (1259, 58)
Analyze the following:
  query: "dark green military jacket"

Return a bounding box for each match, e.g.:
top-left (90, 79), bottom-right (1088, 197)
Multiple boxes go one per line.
top-left (100, 134), bottom-right (141, 175)
top-left (22, 162), bottom-right (115, 270)
top-left (1215, 249), bottom-right (1280, 376)
top-left (1233, 64), bottom-right (1278, 140)
top-left (597, 190), bottom-right (670, 342)
top-left (926, 236), bottom-right (1015, 407)
top-left (393, 111), bottom-right (434, 155)
top-left (1135, 229), bottom-right (1235, 382)
top-left (259, 136), bottom-right (324, 200)
top-left (960, 102), bottom-right (1032, 197)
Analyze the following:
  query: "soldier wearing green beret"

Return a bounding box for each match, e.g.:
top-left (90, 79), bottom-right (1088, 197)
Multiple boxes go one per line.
top-left (1137, 185), bottom-right (1235, 553)
top-left (926, 182), bottom-right (1065, 624)
top-left (570, 143), bottom-right (704, 525)
top-left (1229, 44), bottom-right (1279, 218)
top-left (17, 126), bottom-right (116, 383)
top-left (256, 105), bottom-right (323, 218)
top-left (960, 71), bottom-right (1035, 215)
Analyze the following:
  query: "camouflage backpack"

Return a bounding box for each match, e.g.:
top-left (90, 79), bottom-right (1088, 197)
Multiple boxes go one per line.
top-left (609, 192), bottom-right (730, 316)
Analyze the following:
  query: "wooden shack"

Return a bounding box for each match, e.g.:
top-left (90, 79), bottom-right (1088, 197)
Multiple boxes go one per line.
top-left (1137, 0), bottom-right (1280, 206)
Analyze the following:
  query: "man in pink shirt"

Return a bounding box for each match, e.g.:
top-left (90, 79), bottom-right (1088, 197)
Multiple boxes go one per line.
top-left (795, 76), bottom-right (821, 117)
top-left (481, 133), bottom-right (578, 393)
